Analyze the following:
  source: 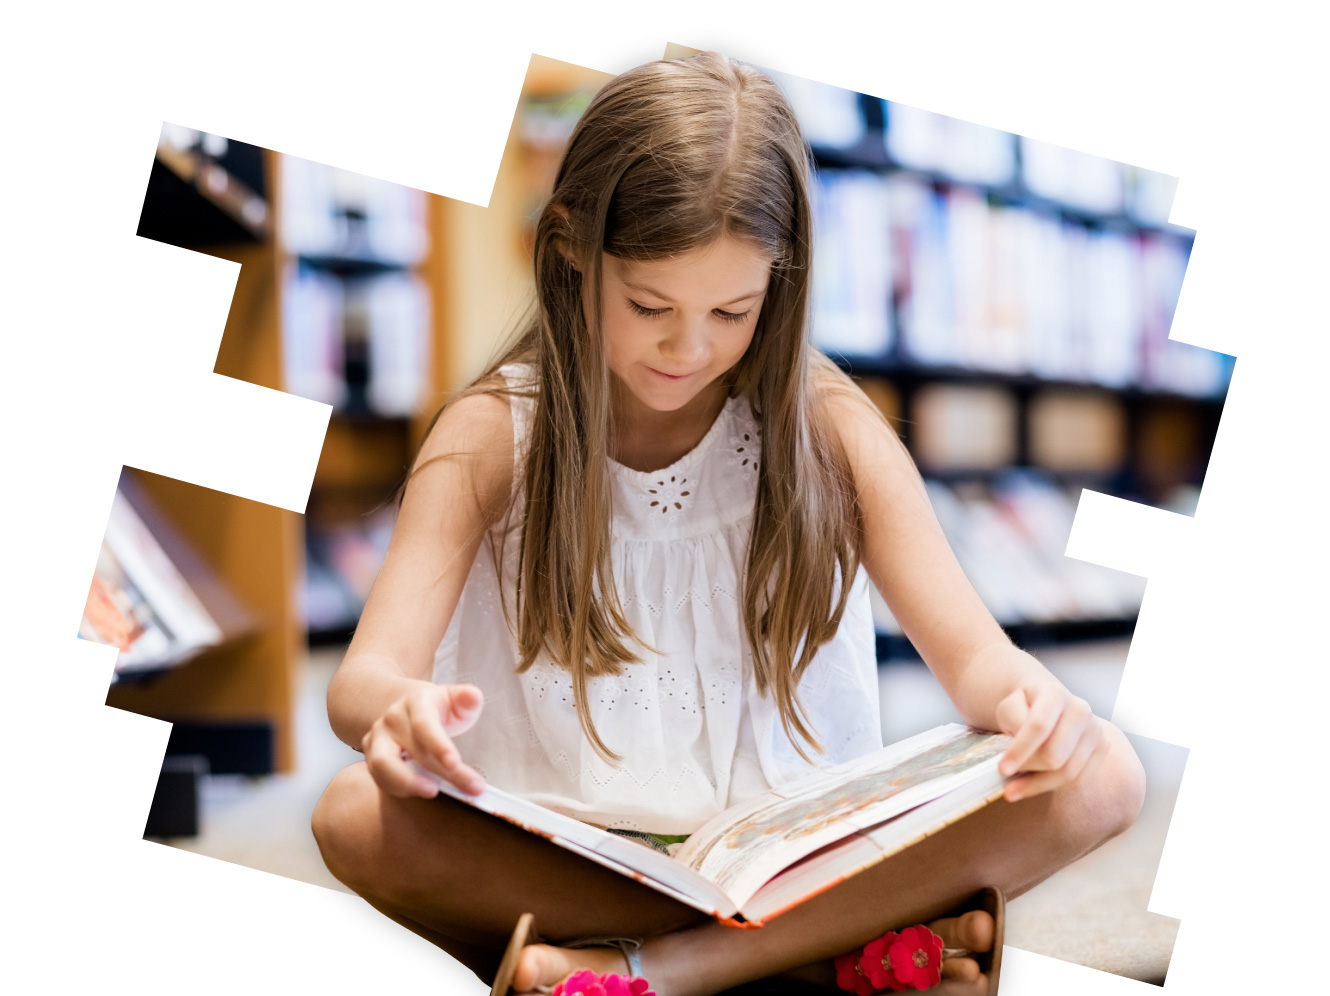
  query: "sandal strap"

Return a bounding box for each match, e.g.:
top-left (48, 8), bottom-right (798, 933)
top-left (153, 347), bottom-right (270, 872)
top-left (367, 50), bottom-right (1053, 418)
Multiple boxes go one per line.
top-left (564, 936), bottom-right (643, 977)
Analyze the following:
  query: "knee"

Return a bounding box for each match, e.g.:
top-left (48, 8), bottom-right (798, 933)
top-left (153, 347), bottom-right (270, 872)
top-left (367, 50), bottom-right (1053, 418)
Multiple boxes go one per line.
top-left (311, 761), bottom-right (381, 893)
top-left (1086, 721), bottom-right (1147, 842)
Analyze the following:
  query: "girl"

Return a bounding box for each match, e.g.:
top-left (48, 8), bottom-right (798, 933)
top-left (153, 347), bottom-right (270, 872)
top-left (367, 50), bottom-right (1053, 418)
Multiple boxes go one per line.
top-left (312, 52), bottom-right (1146, 996)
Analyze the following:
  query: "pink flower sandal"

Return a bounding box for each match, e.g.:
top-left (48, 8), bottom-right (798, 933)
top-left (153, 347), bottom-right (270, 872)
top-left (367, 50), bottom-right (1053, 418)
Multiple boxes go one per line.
top-left (489, 912), bottom-right (654, 996)
top-left (490, 887), bottom-right (1002, 995)
top-left (834, 887), bottom-right (1005, 995)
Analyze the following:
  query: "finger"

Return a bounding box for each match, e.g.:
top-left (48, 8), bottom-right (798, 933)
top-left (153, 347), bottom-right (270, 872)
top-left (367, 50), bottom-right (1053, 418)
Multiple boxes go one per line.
top-left (441, 684), bottom-right (485, 736)
top-left (363, 726), bottom-right (439, 799)
top-left (405, 696), bottom-right (485, 794)
top-left (1023, 697), bottom-right (1095, 774)
top-left (999, 686), bottom-right (1066, 776)
top-left (1006, 731), bottom-right (1101, 800)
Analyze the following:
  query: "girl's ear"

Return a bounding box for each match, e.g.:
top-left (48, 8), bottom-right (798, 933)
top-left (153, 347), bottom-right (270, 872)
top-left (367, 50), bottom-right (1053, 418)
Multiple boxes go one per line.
top-left (548, 202), bottom-right (582, 272)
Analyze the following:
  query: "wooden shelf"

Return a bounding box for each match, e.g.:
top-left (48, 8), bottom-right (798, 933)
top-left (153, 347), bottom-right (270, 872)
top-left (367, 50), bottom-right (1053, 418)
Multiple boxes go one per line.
top-left (314, 415), bottom-right (412, 492)
top-left (113, 147), bottom-right (302, 773)
top-left (105, 468), bottom-right (302, 772)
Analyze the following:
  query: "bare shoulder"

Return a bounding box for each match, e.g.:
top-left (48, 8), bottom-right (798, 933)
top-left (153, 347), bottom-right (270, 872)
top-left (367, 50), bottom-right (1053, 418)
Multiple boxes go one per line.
top-left (807, 353), bottom-right (910, 480)
top-left (411, 382), bottom-right (517, 525)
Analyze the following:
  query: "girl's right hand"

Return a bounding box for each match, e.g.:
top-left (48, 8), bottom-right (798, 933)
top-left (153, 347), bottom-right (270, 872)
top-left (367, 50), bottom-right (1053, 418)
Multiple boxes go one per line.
top-left (361, 683), bottom-right (486, 799)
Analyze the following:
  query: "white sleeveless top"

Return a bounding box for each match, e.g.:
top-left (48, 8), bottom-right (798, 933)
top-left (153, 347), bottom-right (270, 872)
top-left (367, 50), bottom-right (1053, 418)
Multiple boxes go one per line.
top-left (433, 362), bottom-right (882, 834)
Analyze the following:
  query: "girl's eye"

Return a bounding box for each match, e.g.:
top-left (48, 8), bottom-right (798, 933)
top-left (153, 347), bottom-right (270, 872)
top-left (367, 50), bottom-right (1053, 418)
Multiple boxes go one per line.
top-left (627, 300), bottom-right (752, 324)
top-left (714, 308), bottom-right (751, 324)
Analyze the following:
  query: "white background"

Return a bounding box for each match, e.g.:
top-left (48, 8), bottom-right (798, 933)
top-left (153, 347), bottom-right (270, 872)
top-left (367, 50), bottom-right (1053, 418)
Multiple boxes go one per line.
top-left (4, 1), bottom-right (1325, 993)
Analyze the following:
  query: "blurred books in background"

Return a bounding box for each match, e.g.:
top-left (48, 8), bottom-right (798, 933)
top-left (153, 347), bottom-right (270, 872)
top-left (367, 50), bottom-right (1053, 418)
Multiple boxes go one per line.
top-left (81, 489), bottom-right (223, 675)
top-left (765, 68), bottom-right (1229, 655)
top-left (811, 171), bottom-right (1224, 397)
top-left (280, 158), bottom-right (432, 417)
top-left (303, 507), bottom-right (396, 637)
top-left (80, 480), bottom-right (253, 680)
top-left (869, 473), bottom-right (1147, 640)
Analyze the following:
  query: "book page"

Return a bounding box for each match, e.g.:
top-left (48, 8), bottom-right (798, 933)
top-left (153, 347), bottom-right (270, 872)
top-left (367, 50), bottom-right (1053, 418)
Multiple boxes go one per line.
top-left (739, 772), bottom-right (1007, 925)
top-left (675, 726), bottom-right (1010, 910)
top-left (414, 763), bottom-right (738, 920)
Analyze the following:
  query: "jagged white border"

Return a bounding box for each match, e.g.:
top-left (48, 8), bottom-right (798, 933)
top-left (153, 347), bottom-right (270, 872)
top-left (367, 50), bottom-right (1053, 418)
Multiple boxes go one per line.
top-left (5, 2), bottom-right (1311, 994)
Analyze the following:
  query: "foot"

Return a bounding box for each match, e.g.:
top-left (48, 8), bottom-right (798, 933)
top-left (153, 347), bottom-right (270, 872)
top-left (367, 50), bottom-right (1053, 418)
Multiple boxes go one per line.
top-left (925, 908), bottom-right (995, 994)
top-left (790, 908), bottom-right (994, 995)
top-left (512, 942), bottom-right (635, 994)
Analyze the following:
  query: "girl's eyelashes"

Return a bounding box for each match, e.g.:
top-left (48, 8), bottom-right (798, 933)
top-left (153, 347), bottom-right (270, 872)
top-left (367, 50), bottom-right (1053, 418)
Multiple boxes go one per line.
top-left (627, 300), bottom-right (753, 324)
top-left (714, 308), bottom-right (752, 325)
top-left (628, 300), bottom-right (667, 318)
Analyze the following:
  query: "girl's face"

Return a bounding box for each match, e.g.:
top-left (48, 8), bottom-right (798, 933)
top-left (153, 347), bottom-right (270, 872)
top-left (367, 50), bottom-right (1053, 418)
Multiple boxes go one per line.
top-left (600, 233), bottom-right (771, 415)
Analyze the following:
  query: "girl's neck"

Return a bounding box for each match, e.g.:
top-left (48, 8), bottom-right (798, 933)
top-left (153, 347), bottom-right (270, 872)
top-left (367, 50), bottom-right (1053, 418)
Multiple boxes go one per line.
top-left (608, 374), bottom-right (728, 473)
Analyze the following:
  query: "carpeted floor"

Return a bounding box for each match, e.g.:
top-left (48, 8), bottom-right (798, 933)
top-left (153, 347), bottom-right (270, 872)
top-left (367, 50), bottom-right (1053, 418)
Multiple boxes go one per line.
top-left (160, 639), bottom-right (1181, 988)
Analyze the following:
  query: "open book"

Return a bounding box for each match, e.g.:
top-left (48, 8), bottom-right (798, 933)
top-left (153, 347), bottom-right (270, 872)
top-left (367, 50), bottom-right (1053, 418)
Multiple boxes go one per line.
top-left (81, 486), bottom-right (225, 676)
top-left (417, 724), bottom-right (1010, 927)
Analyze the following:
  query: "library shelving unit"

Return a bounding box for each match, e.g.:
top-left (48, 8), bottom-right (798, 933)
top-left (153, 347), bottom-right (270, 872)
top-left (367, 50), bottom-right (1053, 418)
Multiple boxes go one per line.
top-left (283, 160), bottom-right (441, 643)
top-left (111, 137), bottom-right (303, 778)
top-left (782, 84), bottom-right (1231, 654)
top-left (299, 54), bottom-right (613, 640)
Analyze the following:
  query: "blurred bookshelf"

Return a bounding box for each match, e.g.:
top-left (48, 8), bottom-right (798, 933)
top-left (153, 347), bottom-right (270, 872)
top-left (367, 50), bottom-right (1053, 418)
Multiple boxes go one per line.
top-left (277, 151), bottom-right (437, 640)
top-left (759, 69), bottom-right (1230, 655)
top-left (290, 57), bottom-right (611, 642)
top-left (103, 134), bottom-right (302, 783)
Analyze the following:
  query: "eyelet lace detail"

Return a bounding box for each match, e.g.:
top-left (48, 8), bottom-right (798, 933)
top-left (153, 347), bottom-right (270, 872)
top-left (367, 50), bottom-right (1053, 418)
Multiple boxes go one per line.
top-left (727, 424), bottom-right (761, 473)
top-left (641, 474), bottom-right (693, 514)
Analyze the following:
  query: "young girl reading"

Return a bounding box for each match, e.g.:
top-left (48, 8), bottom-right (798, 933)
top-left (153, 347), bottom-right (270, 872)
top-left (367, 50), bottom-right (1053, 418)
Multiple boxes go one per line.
top-left (312, 51), bottom-right (1147, 996)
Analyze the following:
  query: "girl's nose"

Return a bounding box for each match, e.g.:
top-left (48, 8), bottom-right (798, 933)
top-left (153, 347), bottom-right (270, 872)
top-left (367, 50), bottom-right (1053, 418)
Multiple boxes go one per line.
top-left (659, 316), bottom-right (709, 369)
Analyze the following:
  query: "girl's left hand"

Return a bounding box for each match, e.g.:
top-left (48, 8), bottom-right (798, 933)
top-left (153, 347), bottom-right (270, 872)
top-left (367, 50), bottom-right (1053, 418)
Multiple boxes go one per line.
top-left (994, 682), bottom-right (1105, 802)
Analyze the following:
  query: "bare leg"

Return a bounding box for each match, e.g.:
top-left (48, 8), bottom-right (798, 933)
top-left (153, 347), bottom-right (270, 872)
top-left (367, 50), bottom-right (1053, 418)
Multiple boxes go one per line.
top-left (311, 760), bottom-right (708, 975)
top-left (517, 720), bottom-right (1146, 996)
top-left (315, 719), bottom-right (1145, 996)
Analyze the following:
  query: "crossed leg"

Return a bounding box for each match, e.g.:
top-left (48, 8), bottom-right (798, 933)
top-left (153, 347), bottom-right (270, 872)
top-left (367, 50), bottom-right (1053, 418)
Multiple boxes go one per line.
top-left (313, 720), bottom-right (1145, 996)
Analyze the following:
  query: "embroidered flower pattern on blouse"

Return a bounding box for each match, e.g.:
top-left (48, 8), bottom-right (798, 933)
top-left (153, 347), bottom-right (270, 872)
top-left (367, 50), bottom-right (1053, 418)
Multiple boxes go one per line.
top-left (726, 423), bottom-right (761, 473)
top-left (642, 474), bottom-right (692, 514)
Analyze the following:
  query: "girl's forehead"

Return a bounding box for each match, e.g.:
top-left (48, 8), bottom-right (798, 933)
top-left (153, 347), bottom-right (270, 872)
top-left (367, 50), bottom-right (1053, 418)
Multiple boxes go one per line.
top-left (607, 236), bottom-right (773, 302)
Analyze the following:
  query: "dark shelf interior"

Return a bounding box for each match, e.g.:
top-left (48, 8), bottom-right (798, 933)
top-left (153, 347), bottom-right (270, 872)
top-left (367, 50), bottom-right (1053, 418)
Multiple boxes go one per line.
top-left (137, 137), bottom-right (269, 248)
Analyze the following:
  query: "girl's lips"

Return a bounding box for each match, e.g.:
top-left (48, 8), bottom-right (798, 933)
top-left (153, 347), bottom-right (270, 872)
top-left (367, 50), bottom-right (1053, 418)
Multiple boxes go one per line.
top-left (649, 367), bottom-right (694, 381)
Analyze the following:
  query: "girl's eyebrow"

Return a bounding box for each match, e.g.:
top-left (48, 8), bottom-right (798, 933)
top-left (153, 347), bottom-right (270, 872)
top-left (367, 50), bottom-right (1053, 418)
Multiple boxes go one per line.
top-left (622, 280), bottom-right (767, 308)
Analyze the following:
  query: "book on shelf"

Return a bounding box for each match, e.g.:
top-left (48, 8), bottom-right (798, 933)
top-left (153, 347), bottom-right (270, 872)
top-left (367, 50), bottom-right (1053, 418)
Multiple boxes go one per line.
top-left (865, 473), bottom-right (1146, 637)
top-left (80, 483), bottom-right (233, 678)
top-left (415, 724), bottom-right (1010, 927)
top-left (303, 509), bottom-right (396, 633)
top-left (279, 151), bottom-right (432, 418)
top-left (812, 171), bottom-right (1223, 396)
top-left (281, 155), bottom-right (428, 265)
top-left (885, 101), bottom-right (1016, 187)
top-left (810, 170), bottom-right (894, 357)
top-left (788, 75), bottom-right (1234, 401)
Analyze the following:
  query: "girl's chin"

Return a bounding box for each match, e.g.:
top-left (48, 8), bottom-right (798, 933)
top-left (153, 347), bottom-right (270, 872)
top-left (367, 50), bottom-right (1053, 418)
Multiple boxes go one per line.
top-left (612, 366), bottom-right (722, 414)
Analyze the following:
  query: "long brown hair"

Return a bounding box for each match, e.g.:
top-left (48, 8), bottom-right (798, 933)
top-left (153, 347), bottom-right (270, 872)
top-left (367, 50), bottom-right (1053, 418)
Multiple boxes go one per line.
top-left (420, 52), bottom-right (873, 763)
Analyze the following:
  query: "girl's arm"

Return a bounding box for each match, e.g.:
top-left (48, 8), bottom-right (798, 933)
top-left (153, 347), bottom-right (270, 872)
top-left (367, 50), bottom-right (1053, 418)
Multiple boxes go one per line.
top-left (326, 389), bottom-right (515, 796)
top-left (824, 386), bottom-right (1106, 801)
